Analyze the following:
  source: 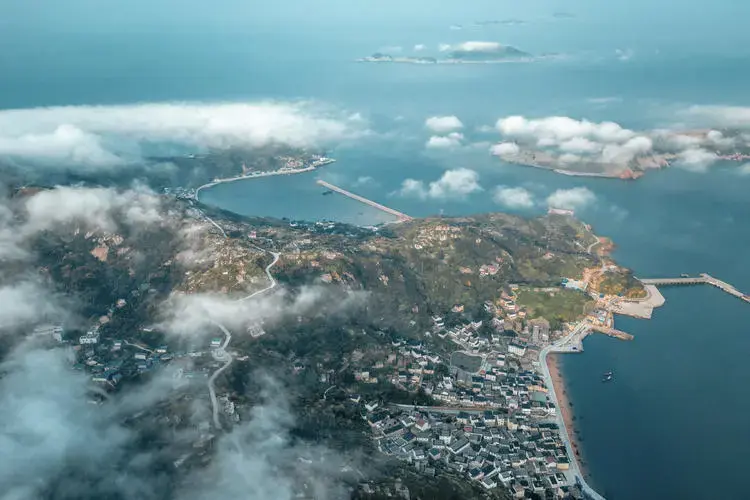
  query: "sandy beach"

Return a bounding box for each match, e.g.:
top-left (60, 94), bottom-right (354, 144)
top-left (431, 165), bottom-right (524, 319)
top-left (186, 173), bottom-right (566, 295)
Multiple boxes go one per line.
top-left (547, 354), bottom-right (593, 481)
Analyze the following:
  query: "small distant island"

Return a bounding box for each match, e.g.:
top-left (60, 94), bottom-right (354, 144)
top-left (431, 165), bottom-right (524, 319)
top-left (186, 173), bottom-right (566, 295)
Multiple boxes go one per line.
top-left (357, 42), bottom-right (552, 65)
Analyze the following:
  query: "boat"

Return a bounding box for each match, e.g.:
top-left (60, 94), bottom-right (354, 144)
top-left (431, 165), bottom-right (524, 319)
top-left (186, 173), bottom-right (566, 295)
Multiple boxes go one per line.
top-left (322, 190), bottom-right (333, 196)
top-left (602, 371), bottom-right (613, 382)
top-left (680, 273), bottom-right (689, 278)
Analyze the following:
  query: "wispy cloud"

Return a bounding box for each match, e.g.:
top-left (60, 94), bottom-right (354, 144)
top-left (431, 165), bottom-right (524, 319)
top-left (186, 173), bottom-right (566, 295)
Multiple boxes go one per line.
top-left (178, 376), bottom-right (359, 500)
top-left (156, 286), bottom-right (367, 338)
top-left (0, 346), bottom-right (185, 499)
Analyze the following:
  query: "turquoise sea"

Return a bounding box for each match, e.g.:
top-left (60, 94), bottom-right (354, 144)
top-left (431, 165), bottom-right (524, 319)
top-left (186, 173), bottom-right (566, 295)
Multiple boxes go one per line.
top-left (4, 2), bottom-right (750, 497)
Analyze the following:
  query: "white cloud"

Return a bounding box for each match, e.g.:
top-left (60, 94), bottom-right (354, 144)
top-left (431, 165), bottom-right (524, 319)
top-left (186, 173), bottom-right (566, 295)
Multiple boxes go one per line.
top-left (425, 115), bottom-right (464, 133)
top-left (493, 186), bottom-right (535, 209)
top-left (425, 132), bottom-right (464, 149)
top-left (559, 137), bottom-right (601, 154)
top-left (0, 281), bottom-right (66, 330)
top-left (494, 115), bottom-right (659, 167)
top-left (497, 115), bottom-right (636, 146)
top-left (675, 148), bottom-right (718, 172)
top-left (600, 136), bottom-right (653, 164)
top-left (398, 168), bottom-right (482, 200)
top-left (157, 286), bottom-right (366, 338)
top-left (397, 179), bottom-right (428, 199)
top-left (489, 142), bottom-right (520, 156)
top-left (22, 185), bottom-right (164, 235)
top-left (559, 153), bottom-right (582, 164)
top-left (428, 168), bottom-right (481, 198)
top-left (413, 44), bottom-right (426, 51)
top-left (546, 187), bottom-right (596, 209)
top-left (0, 102), bottom-right (359, 168)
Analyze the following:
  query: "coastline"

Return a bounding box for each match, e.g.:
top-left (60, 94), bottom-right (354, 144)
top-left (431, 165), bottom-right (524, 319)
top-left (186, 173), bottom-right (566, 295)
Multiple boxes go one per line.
top-left (194, 160), bottom-right (335, 201)
top-left (547, 354), bottom-right (591, 481)
top-left (539, 329), bottom-right (606, 500)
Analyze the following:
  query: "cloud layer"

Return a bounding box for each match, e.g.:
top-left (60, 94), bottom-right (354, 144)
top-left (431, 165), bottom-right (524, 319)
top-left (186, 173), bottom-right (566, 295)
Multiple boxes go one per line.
top-left (0, 346), bottom-right (180, 499)
top-left (0, 102), bottom-right (360, 168)
top-left (178, 376), bottom-right (356, 500)
top-left (22, 185), bottom-right (165, 234)
top-left (490, 113), bottom-right (743, 172)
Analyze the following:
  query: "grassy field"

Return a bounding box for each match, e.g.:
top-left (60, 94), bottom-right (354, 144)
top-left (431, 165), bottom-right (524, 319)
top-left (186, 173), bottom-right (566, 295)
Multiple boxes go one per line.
top-left (516, 288), bottom-right (594, 329)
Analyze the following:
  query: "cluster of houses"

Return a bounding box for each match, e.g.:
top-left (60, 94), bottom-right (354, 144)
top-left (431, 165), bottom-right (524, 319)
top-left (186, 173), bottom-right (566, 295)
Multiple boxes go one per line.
top-left (35, 320), bottom-right (238, 392)
top-left (354, 302), bottom-right (582, 497)
top-left (367, 405), bottom-right (582, 498)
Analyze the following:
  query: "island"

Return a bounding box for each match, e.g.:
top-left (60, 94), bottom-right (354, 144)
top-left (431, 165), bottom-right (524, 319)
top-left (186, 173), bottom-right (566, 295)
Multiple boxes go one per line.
top-left (492, 128), bottom-right (750, 180)
top-left (13, 155), bottom-right (745, 499)
top-left (357, 42), bottom-right (548, 65)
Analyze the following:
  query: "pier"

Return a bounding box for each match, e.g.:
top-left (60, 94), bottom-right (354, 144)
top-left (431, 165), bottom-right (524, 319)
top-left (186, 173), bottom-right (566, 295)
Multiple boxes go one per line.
top-left (316, 180), bottom-right (413, 221)
top-left (591, 325), bottom-right (634, 341)
top-left (638, 273), bottom-right (750, 302)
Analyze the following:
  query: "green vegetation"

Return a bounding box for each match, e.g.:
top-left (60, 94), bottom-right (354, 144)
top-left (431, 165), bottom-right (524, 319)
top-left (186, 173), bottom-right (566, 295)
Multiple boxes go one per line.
top-left (598, 270), bottom-right (647, 298)
top-left (516, 288), bottom-right (594, 329)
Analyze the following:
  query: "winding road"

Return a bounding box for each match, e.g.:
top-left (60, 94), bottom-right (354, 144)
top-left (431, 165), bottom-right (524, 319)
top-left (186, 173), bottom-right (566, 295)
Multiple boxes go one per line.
top-left (206, 239), bottom-right (281, 430)
top-left (586, 238), bottom-right (600, 254)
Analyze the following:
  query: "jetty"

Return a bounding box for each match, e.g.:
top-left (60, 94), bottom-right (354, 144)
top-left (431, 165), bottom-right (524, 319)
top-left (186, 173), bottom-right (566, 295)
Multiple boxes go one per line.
top-left (638, 273), bottom-right (750, 302)
top-left (591, 325), bottom-right (634, 341)
top-left (316, 180), bottom-right (413, 221)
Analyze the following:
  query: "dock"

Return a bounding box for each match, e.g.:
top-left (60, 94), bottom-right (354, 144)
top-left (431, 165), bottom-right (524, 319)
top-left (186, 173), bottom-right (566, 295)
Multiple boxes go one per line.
top-left (638, 273), bottom-right (750, 303)
top-left (316, 180), bottom-right (413, 221)
top-left (591, 325), bottom-right (634, 341)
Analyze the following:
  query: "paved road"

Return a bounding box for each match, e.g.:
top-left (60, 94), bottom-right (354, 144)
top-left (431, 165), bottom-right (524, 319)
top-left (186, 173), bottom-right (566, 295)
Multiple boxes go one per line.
top-left (206, 242), bottom-right (280, 430)
top-left (586, 238), bottom-right (600, 254)
top-left (539, 324), bottom-right (606, 500)
top-left (207, 320), bottom-right (234, 430)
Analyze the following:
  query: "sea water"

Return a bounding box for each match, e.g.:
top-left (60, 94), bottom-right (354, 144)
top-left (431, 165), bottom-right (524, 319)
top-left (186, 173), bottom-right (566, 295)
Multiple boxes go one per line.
top-left (4, 4), bottom-right (750, 496)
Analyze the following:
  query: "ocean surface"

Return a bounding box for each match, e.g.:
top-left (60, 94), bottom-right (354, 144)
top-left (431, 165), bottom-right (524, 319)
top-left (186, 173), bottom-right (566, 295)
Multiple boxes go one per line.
top-left (4, 4), bottom-right (750, 497)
